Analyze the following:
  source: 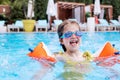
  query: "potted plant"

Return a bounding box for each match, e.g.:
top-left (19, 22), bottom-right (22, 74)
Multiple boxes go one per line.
top-left (85, 12), bottom-right (91, 22)
top-left (85, 12), bottom-right (95, 31)
top-left (5, 0), bottom-right (35, 32)
top-left (22, 0), bottom-right (35, 32)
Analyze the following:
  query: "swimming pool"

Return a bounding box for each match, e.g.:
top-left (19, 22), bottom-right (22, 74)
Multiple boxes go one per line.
top-left (0, 32), bottom-right (120, 80)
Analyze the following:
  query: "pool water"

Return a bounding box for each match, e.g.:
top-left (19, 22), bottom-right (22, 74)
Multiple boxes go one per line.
top-left (0, 32), bottom-right (120, 80)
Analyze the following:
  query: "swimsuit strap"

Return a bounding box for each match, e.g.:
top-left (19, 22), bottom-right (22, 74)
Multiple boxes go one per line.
top-left (57, 51), bottom-right (93, 65)
top-left (61, 54), bottom-right (79, 66)
top-left (83, 51), bottom-right (94, 62)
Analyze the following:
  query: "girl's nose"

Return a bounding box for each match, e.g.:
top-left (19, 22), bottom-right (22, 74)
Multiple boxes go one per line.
top-left (71, 34), bottom-right (76, 38)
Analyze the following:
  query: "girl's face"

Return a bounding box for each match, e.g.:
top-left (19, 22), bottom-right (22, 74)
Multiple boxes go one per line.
top-left (60, 24), bottom-right (81, 52)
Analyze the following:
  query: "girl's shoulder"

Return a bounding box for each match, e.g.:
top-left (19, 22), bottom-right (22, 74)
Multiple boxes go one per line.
top-left (83, 51), bottom-right (94, 61)
top-left (53, 51), bottom-right (66, 61)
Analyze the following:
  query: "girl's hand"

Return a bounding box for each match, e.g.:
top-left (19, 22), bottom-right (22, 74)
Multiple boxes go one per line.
top-left (38, 58), bottom-right (55, 67)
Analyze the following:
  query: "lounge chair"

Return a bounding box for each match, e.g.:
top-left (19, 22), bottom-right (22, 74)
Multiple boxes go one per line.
top-left (79, 23), bottom-right (87, 31)
top-left (110, 20), bottom-right (120, 31)
top-left (52, 20), bottom-right (62, 31)
top-left (96, 19), bottom-right (115, 31)
top-left (0, 20), bottom-right (7, 33)
top-left (68, 18), bottom-right (87, 31)
top-left (7, 20), bottom-right (23, 32)
top-left (35, 20), bottom-right (48, 32)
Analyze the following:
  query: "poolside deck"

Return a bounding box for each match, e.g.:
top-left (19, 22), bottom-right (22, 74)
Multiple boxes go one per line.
top-left (0, 20), bottom-right (120, 33)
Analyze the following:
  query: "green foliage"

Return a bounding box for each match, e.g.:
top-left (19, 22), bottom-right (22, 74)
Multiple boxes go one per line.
top-left (102, 0), bottom-right (120, 19)
top-left (101, 0), bottom-right (112, 5)
top-left (111, 0), bottom-right (120, 19)
top-left (34, 0), bottom-right (48, 20)
top-left (1, 0), bottom-right (120, 20)
top-left (0, 14), bottom-right (8, 20)
top-left (84, 0), bottom-right (93, 5)
top-left (85, 12), bottom-right (91, 18)
top-left (0, 0), bottom-right (10, 5)
top-left (10, 7), bottom-right (24, 21)
top-left (9, 0), bottom-right (27, 20)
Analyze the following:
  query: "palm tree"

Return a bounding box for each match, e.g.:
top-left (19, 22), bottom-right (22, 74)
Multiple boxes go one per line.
top-left (11, 0), bottom-right (28, 18)
top-left (0, 0), bottom-right (10, 5)
top-left (13, 0), bottom-right (34, 19)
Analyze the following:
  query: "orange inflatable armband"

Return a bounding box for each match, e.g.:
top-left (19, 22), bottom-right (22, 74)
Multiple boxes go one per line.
top-left (27, 42), bottom-right (56, 63)
top-left (98, 42), bottom-right (118, 57)
top-left (94, 42), bottom-right (118, 58)
top-left (94, 42), bottom-right (119, 67)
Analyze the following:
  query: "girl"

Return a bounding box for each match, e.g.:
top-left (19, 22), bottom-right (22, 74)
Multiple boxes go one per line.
top-left (55, 20), bottom-right (92, 80)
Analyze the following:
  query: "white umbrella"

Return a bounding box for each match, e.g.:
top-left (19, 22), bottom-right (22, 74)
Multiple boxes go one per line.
top-left (94, 0), bottom-right (101, 24)
top-left (27, 0), bottom-right (34, 18)
top-left (46, 0), bottom-right (57, 21)
top-left (94, 0), bottom-right (101, 15)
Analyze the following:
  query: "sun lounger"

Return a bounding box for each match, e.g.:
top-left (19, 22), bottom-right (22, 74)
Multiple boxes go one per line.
top-left (79, 23), bottom-right (87, 31)
top-left (0, 20), bottom-right (7, 33)
top-left (96, 19), bottom-right (115, 31)
top-left (110, 20), bottom-right (120, 31)
top-left (52, 20), bottom-right (62, 31)
top-left (7, 20), bottom-right (23, 32)
top-left (68, 18), bottom-right (87, 31)
top-left (35, 20), bottom-right (48, 32)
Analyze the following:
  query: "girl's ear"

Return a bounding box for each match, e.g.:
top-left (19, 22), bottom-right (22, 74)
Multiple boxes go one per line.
top-left (59, 38), bottom-right (63, 44)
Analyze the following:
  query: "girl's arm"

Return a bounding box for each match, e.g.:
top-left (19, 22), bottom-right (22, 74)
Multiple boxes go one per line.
top-left (31, 65), bottom-right (52, 80)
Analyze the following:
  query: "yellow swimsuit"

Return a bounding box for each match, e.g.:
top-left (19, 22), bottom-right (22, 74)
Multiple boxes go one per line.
top-left (60, 51), bottom-right (93, 80)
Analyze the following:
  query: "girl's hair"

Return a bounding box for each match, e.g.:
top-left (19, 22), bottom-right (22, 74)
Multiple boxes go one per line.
top-left (57, 20), bottom-right (80, 51)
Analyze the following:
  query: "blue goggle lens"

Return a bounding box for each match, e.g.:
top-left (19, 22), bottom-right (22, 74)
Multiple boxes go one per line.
top-left (61, 31), bottom-right (82, 38)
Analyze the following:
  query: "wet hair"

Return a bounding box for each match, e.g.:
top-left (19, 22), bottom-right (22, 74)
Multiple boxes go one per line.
top-left (57, 20), bottom-right (81, 52)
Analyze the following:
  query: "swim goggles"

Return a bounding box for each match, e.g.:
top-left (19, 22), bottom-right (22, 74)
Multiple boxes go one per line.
top-left (60, 31), bottom-right (82, 38)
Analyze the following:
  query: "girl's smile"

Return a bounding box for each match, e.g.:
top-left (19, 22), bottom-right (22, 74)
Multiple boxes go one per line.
top-left (69, 38), bottom-right (79, 47)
